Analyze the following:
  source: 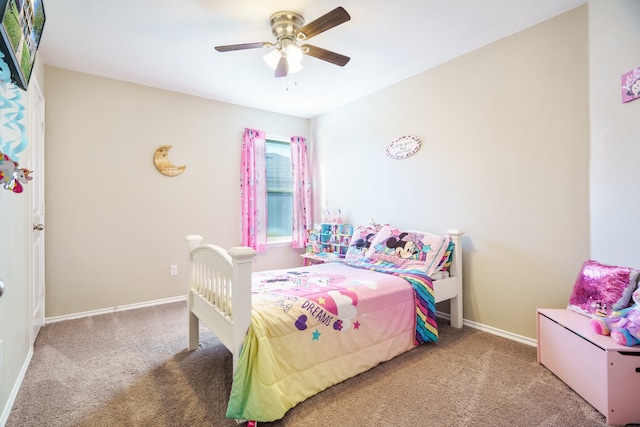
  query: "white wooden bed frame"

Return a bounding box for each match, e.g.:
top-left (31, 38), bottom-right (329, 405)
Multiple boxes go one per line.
top-left (186, 229), bottom-right (464, 372)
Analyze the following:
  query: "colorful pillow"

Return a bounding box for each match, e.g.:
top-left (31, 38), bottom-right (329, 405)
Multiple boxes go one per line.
top-left (567, 259), bottom-right (639, 316)
top-left (344, 225), bottom-right (381, 260)
top-left (368, 225), bottom-right (451, 276)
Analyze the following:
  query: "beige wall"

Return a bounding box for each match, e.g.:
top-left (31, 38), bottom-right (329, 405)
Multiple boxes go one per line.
top-left (589, 0), bottom-right (640, 265)
top-left (311, 6), bottom-right (590, 339)
top-left (43, 68), bottom-right (309, 317)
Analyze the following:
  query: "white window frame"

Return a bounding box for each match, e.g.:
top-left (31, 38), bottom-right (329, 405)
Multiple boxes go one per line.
top-left (265, 137), bottom-right (293, 245)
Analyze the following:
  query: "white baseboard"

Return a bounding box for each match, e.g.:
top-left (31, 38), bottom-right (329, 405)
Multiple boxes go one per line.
top-left (45, 295), bottom-right (187, 324)
top-left (0, 348), bottom-right (33, 427)
top-left (436, 311), bottom-right (537, 347)
top-left (44, 300), bottom-right (534, 346)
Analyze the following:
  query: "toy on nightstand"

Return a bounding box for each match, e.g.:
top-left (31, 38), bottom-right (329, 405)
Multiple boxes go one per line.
top-left (591, 287), bottom-right (640, 346)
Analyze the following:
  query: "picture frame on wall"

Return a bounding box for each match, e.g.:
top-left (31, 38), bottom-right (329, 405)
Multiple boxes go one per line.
top-left (0, 0), bottom-right (46, 91)
top-left (621, 66), bottom-right (640, 104)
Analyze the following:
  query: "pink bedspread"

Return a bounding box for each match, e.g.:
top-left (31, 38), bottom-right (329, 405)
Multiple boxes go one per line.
top-left (226, 262), bottom-right (436, 422)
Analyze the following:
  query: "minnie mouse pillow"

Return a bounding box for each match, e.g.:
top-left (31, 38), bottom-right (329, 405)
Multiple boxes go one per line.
top-left (368, 225), bottom-right (451, 276)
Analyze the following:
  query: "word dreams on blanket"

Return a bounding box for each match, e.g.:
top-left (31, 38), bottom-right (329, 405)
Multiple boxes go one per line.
top-left (299, 299), bottom-right (352, 331)
top-left (257, 270), bottom-right (369, 339)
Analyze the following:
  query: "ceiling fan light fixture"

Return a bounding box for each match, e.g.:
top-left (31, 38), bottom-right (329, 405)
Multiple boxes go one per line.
top-left (263, 45), bottom-right (304, 74)
top-left (286, 44), bottom-right (303, 74)
top-left (263, 49), bottom-right (282, 69)
top-left (287, 59), bottom-right (303, 74)
top-left (286, 44), bottom-right (303, 64)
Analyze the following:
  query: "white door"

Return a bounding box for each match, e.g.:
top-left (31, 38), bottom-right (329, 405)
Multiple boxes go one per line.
top-left (30, 77), bottom-right (45, 343)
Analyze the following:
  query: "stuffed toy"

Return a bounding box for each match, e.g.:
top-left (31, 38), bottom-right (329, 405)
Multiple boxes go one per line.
top-left (591, 287), bottom-right (640, 346)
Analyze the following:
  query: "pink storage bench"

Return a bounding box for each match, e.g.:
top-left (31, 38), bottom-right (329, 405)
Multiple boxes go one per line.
top-left (537, 308), bottom-right (640, 426)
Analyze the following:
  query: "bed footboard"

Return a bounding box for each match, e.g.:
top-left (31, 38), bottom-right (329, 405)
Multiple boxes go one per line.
top-left (185, 235), bottom-right (256, 372)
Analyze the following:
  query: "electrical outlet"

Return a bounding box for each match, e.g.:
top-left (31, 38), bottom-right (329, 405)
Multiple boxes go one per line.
top-left (170, 264), bottom-right (178, 276)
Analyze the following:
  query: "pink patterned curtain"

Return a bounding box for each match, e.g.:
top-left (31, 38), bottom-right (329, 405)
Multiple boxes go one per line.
top-left (290, 136), bottom-right (312, 248)
top-left (240, 128), bottom-right (267, 252)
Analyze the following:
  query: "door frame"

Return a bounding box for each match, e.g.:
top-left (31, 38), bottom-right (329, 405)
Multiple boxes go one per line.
top-left (29, 75), bottom-right (45, 344)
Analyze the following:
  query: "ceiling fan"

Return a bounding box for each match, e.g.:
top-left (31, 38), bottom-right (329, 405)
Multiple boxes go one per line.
top-left (214, 7), bottom-right (351, 78)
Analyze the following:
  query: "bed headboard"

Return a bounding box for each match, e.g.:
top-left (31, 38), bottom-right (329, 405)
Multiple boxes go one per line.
top-left (445, 229), bottom-right (464, 281)
top-left (400, 228), bottom-right (464, 278)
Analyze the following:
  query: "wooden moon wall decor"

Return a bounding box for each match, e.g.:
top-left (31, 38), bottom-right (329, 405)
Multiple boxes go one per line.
top-left (153, 145), bottom-right (186, 177)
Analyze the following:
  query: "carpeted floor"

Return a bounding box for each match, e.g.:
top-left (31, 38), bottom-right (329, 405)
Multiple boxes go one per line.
top-left (7, 301), bottom-right (615, 426)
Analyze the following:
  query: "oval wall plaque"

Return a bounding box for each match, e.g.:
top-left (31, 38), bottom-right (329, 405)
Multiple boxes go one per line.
top-left (385, 136), bottom-right (422, 159)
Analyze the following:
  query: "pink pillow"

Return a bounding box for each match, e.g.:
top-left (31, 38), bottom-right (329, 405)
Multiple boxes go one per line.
top-left (567, 259), bottom-right (639, 316)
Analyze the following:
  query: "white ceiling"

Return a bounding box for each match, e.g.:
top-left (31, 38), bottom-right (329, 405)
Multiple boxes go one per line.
top-left (37, 0), bottom-right (587, 119)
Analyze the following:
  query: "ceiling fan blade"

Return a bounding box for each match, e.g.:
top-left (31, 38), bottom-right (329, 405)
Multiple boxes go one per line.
top-left (296, 7), bottom-right (350, 40)
top-left (302, 45), bottom-right (350, 67)
top-left (215, 42), bottom-right (270, 52)
top-left (274, 55), bottom-right (288, 78)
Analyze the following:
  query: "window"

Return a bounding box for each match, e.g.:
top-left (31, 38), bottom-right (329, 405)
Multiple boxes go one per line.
top-left (265, 139), bottom-right (293, 240)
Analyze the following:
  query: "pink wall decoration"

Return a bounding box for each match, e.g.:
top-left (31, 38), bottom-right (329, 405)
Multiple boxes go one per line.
top-left (621, 67), bottom-right (640, 103)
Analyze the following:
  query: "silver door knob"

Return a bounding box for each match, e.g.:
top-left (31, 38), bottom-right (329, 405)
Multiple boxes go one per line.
top-left (33, 224), bottom-right (44, 231)
top-left (0, 280), bottom-right (4, 298)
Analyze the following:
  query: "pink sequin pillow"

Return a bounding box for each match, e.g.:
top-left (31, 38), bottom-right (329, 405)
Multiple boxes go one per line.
top-left (567, 259), bottom-right (639, 316)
